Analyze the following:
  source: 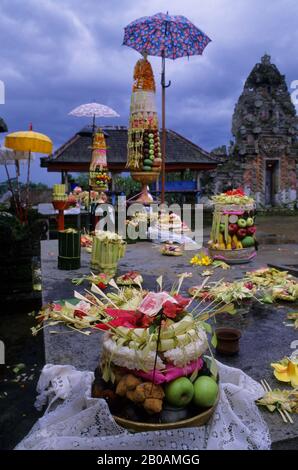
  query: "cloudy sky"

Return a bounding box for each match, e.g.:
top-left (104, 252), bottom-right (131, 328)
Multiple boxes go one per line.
top-left (0, 0), bottom-right (297, 184)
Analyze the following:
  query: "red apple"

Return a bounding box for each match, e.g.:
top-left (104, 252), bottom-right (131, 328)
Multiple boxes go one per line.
top-left (228, 223), bottom-right (238, 235)
top-left (237, 228), bottom-right (247, 239)
top-left (246, 226), bottom-right (256, 235)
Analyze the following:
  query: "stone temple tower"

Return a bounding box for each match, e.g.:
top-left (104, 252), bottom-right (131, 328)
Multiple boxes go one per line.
top-left (216, 54), bottom-right (298, 208)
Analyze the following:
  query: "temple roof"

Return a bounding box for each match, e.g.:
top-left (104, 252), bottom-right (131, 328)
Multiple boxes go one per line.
top-left (244, 54), bottom-right (287, 90)
top-left (231, 54), bottom-right (298, 149)
top-left (41, 125), bottom-right (217, 172)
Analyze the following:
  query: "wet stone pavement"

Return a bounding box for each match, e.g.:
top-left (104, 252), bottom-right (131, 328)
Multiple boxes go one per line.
top-left (1, 214), bottom-right (297, 450)
top-left (40, 237), bottom-right (298, 450)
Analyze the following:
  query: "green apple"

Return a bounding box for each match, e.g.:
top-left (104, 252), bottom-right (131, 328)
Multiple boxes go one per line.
top-left (193, 376), bottom-right (218, 408)
top-left (246, 217), bottom-right (254, 227)
top-left (165, 377), bottom-right (194, 407)
top-left (237, 218), bottom-right (247, 228)
top-left (219, 223), bottom-right (225, 233)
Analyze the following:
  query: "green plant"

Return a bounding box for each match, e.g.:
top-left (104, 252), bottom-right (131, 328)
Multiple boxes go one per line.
top-left (114, 176), bottom-right (141, 196)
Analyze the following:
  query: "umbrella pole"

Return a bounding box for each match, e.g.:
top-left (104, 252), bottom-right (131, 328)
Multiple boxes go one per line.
top-left (88, 114), bottom-right (96, 232)
top-left (15, 160), bottom-right (21, 213)
top-left (4, 160), bottom-right (19, 218)
top-left (25, 150), bottom-right (32, 223)
top-left (161, 51), bottom-right (171, 204)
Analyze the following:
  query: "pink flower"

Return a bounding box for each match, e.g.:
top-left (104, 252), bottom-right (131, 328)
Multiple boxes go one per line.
top-left (52, 303), bottom-right (62, 312)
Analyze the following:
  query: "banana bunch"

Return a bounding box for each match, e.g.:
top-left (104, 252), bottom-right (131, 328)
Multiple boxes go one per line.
top-left (216, 233), bottom-right (242, 250)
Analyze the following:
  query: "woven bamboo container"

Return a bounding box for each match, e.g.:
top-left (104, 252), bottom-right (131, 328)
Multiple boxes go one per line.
top-left (90, 237), bottom-right (126, 276)
top-left (58, 229), bottom-right (81, 270)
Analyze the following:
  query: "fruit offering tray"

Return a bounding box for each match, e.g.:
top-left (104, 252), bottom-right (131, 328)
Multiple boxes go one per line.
top-left (92, 359), bottom-right (219, 432)
top-left (209, 189), bottom-right (257, 264)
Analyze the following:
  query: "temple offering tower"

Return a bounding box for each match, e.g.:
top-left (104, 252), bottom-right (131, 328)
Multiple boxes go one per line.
top-left (89, 128), bottom-right (111, 192)
top-left (216, 54), bottom-right (298, 208)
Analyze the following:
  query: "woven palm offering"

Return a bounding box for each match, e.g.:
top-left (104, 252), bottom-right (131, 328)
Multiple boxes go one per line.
top-left (34, 274), bottom-right (231, 430)
top-left (91, 274), bottom-right (226, 430)
top-left (90, 230), bottom-right (126, 276)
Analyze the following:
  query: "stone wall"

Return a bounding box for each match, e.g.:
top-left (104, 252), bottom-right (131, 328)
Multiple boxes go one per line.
top-left (210, 55), bottom-right (298, 209)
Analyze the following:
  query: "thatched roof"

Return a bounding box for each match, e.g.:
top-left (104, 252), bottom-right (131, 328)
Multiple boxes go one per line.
top-left (41, 125), bottom-right (217, 172)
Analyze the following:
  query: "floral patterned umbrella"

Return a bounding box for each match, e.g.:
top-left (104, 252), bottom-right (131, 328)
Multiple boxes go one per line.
top-left (123, 12), bottom-right (211, 202)
top-left (123, 12), bottom-right (211, 59)
top-left (69, 102), bottom-right (120, 130)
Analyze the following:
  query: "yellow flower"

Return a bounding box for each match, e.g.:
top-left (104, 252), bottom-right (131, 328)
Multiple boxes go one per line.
top-left (271, 358), bottom-right (298, 387)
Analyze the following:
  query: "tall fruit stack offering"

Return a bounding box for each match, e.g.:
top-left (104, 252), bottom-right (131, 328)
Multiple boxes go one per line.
top-left (127, 57), bottom-right (161, 203)
top-left (208, 189), bottom-right (257, 264)
top-left (89, 129), bottom-right (111, 192)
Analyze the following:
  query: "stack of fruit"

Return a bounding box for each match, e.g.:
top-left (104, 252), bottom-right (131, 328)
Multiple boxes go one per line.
top-left (208, 189), bottom-right (257, 263)
top-left (142, 129), bottom-right (162, 172)
top-left (216, 214), bottom-right (256, 250)
top-left (90, 169), bottom-right (111, 191)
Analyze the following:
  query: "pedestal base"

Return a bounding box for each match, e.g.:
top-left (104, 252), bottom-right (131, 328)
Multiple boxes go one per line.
top-left (130, 172), bottom-right (159, 205)
top-left (52, 201), bottom-right (71, 231)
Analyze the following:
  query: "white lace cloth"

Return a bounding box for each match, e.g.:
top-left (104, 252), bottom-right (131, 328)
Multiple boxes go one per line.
top-left (16, 362), bottom-right (271, 450)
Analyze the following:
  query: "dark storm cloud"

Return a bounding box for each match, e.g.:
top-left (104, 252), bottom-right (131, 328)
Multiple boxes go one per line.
top-left (0, 0), bottom-right (297, 183)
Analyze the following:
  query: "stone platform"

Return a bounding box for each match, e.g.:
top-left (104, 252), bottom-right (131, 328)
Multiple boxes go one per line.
top-left (41, 239), bottom-right (298, 449)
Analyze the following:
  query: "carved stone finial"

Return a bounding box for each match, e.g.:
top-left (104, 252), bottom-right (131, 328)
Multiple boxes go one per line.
top-left (261, 54), bottom-right (271, 65)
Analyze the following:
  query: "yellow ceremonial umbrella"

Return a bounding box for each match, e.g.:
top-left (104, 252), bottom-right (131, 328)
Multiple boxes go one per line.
top-left (5, 130), bottom-right (53, 154)
top-left (4, 125), bottom-right (53, 221)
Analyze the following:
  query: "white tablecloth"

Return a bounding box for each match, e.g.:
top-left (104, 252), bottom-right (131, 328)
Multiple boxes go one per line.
top-left (37, 203), bottom-right (81, 216)
top-left (16, 362), bottom-right (271, 450)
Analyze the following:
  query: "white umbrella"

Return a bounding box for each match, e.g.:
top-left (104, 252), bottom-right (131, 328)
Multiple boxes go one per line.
top-left (0, 147), bottom-right (35, 162)
top-left (69, 102), bottom-right (120, 129)
top-left (0, 147), bottom-right (34, 211)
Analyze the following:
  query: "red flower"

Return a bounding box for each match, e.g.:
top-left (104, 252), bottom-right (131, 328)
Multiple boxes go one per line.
top-left (122, 271), bottom-right (138, 280)
top-left (163, 301), bottom-right (179, 319)
top-left (95, 317), bottom-right (135, 330)
top-left (74, 310), bottom-right (87, 319)
top-left (133, 312), bottom-right (153, 328)
top-left (244, 282), bottom-right (254, 290)
top-left (201, 291), bottom-right (212, 301)
top-left (225, 187), bottom-right (245, 197)
top-left (173, 294), bottom-right (190, 309)
top-left (95, 308), bottom-right (140, 330)
top-left (97, 282), bottom-right (107, 289)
